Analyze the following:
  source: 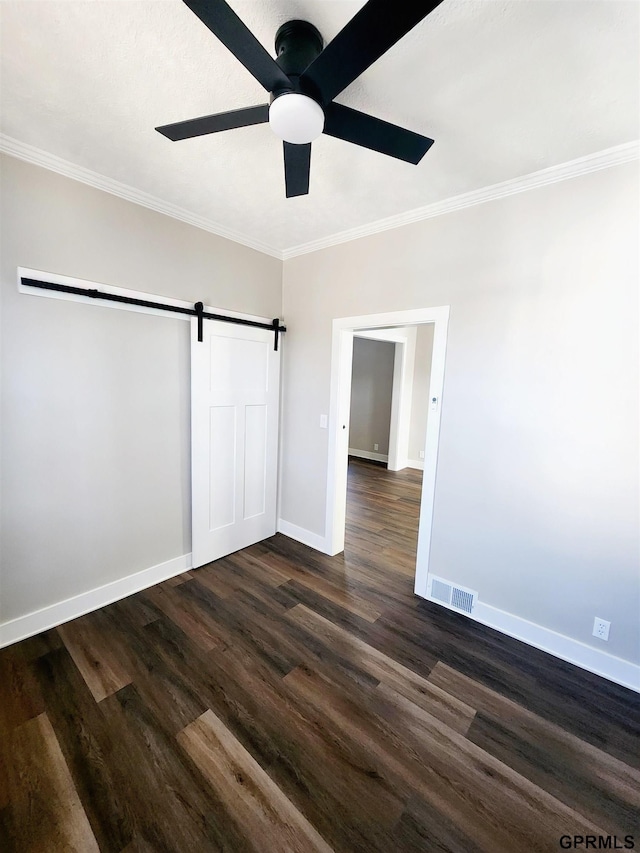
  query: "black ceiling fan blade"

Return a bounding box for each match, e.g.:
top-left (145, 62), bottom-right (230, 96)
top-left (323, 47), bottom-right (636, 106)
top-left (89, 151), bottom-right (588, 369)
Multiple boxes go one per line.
top-left (182, 0), bottom-right (292, 93)
top-left (323, 103), bottom-right (434, 164)
top-left (156, 104), bottom-right (269, 141)
top-left (283, 142), bottom-right (311, 198)
top-left (300, 0), bottom-right (445, 105)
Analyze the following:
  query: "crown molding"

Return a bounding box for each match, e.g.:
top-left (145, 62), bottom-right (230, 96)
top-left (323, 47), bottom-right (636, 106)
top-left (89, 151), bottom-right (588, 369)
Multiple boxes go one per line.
top-left (0, 134), bottom-right (283, 260)
top-left (2, 134), bottom-right (637, 262)
top-left (281, 140), bottom-right (640, 259)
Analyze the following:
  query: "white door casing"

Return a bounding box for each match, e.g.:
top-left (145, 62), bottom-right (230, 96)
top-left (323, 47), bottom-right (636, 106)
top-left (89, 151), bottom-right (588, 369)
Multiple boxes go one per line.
top-left (191, 318), bottom-right (280, 568)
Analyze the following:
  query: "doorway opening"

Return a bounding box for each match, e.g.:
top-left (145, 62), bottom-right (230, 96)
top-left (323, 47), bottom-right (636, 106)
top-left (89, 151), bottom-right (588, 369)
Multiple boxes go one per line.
top-left (349, 333), bottom-right (396, 466)
top-left (349, 324), bottom-right (435, 471)
top-left (325, 306), bottom-right (450, 598)
top-left (346, 324), bottom-right (435, 580)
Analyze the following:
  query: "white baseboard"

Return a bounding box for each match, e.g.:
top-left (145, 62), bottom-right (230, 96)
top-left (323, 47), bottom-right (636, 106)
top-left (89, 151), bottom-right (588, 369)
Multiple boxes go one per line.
top-left (6, 542), bottom-right (636, 694)
top-left (0, 553), bottom-right (192, 649)
top-left (277, 519), bottom-right (332, 555)
top-left (405, 458), bottom-right (425, 470)
top-left (427, 595), bottom-right (640, 693)
top-left (348, 448), bottom-right (389, 463)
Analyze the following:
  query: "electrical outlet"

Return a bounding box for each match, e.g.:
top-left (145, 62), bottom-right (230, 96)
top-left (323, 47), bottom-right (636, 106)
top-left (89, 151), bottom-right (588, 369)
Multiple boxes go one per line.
top-left (592, 617), bottom-right (610, 641)
top-left (419, 451), bottom-right (425, 459)
top-left (373, 443), bottom-right (379, 451)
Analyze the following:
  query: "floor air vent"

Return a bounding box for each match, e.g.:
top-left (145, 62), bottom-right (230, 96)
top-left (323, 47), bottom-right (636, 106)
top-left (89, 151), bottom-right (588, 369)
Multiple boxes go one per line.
top-left (427, 576), bottom-right (477, 615)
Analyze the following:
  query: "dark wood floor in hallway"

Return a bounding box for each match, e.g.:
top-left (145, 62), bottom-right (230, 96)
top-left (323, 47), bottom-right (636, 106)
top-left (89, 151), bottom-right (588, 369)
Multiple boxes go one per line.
top-left (1, 458), bottom-right (639, 851)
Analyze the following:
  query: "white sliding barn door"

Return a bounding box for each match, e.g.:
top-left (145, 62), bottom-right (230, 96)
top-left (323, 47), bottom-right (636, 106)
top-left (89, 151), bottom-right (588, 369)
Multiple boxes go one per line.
top-left (191, 318), bottom-right (280, 568)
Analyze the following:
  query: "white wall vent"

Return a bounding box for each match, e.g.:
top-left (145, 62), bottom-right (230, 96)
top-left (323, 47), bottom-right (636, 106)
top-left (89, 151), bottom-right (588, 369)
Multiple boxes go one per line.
top-left (427, 575), bottom-right (477, 615)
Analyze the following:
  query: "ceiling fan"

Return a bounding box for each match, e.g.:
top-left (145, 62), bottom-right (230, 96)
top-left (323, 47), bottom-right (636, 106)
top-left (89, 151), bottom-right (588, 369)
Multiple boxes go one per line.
top-left (156, 0), bottom-right (444, 197)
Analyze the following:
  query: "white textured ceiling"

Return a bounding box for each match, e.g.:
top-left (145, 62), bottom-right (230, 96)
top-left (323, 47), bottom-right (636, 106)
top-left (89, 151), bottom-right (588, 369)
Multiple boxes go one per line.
top-left (1, 0), bottom-right (638, 254)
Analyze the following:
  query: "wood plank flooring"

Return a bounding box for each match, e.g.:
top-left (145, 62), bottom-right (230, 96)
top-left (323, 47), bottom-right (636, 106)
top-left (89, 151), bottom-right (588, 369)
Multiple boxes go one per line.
top-left (1, 457), bottom-right (639, 851)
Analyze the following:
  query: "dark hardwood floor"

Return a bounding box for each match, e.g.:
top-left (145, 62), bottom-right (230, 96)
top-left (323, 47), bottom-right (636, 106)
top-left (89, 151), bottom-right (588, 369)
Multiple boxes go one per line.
top-left (1, 457), bottom-right (639, 851)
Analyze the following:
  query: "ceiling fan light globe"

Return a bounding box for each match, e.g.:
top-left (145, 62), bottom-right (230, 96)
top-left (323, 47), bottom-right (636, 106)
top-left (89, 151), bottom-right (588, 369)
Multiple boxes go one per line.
top-left (269, 93), bottom-right (324, 144)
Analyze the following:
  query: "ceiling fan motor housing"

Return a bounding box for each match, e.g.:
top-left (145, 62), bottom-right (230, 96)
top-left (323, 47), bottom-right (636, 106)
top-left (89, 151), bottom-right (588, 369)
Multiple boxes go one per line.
top-left (269, 19), bottom-right (326, 145)
top-left (273, 20), bottom-right (324, 101)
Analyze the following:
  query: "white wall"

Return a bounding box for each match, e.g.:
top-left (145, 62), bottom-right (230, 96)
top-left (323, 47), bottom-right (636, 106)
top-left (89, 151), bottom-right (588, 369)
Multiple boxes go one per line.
top-left (349, 337), bottom-right (395, 457)
top-left (280, 161), bottom-right (639, 665)
top-left (0, 154), bottom-right (282, 626)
